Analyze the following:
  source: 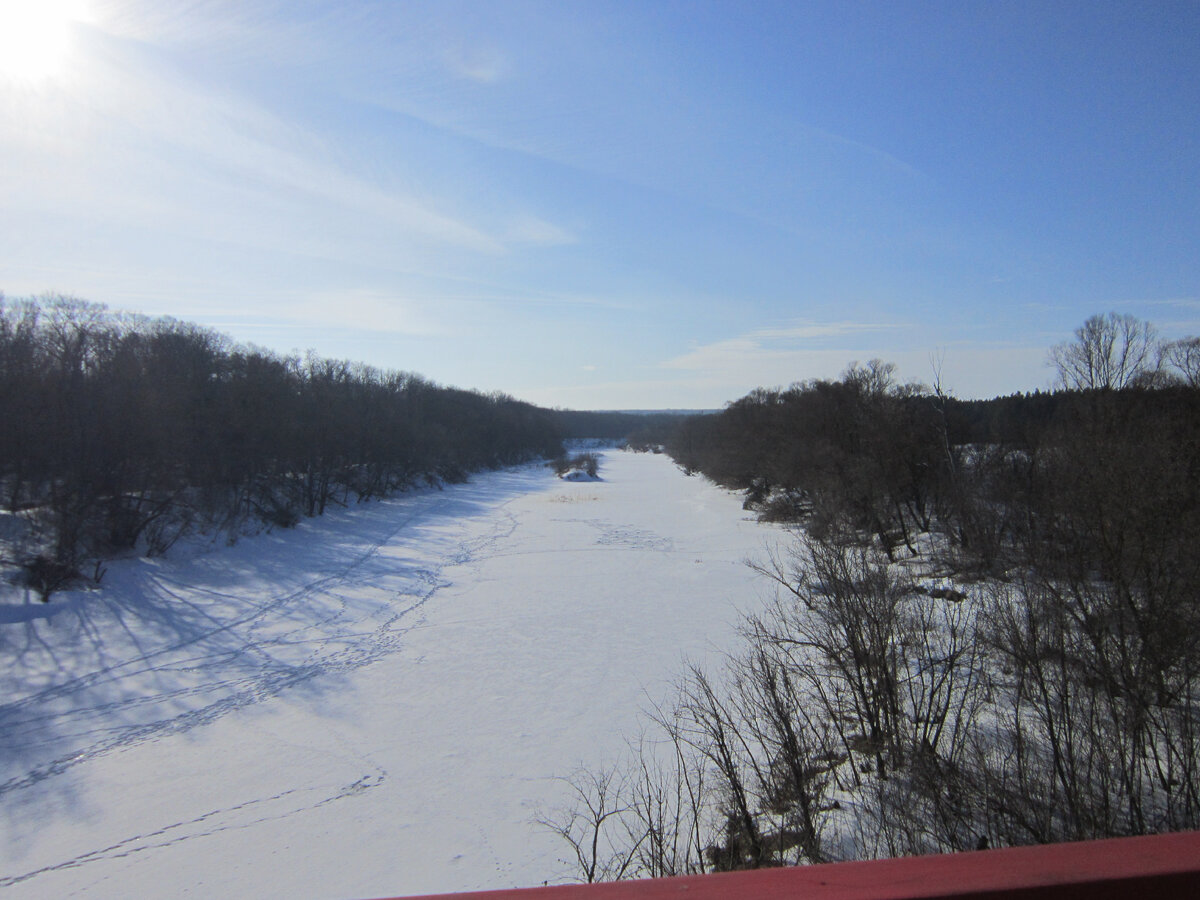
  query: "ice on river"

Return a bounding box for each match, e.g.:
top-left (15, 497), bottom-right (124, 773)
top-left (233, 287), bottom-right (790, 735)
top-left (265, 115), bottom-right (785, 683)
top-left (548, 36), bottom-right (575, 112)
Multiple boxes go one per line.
top-left (0, 450), bottom-right (779, 898)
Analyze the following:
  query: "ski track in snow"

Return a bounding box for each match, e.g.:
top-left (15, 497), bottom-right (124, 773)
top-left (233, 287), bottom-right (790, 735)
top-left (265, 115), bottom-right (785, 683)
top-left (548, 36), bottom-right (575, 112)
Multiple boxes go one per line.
top-left (0, 452), bottom-right (773, 897)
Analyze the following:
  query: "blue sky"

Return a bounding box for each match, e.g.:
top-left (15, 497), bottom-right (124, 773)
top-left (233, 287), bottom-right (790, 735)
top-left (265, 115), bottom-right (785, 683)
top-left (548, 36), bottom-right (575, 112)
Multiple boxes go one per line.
top-left (2, 1), bottom-right (1198, 408)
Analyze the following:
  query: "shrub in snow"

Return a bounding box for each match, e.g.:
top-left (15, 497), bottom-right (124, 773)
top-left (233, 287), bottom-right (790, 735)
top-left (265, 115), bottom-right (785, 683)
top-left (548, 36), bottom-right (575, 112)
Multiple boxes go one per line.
top-left (551, 453), bottom-right (601, 480)
top-left (21, 554), bottom-right (79, 602)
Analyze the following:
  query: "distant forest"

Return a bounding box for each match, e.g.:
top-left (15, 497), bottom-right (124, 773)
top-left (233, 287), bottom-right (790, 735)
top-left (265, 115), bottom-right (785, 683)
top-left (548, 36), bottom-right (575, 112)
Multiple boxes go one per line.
top-left (0, 294), bottom-right (677, 598)
top-left (544, 313), bottom-right (1200, 879)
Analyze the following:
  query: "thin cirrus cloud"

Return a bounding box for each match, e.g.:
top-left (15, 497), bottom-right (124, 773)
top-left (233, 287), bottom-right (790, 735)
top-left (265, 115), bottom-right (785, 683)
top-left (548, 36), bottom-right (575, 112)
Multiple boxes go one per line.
top-left (444, 44), bottom-right (510, 85)
top-left (1144, 298), bottom-right (1200, 331)
top-left (653, 335), bottom-right (1052, 405)
top-left (283, 282), bottom-right (615, 338)
top-left (502, 214), bottom-right (577, 248)
top-left (110, 74), bottom-right (508, 258)
top-left (287, 290), bottom-right (448, 339)
top-left (5, 2), bottom-right (1197, 408)
top-left (11, 13), bottom-right (560, 264)
top-left (662, 320), bottom-right (907, 373)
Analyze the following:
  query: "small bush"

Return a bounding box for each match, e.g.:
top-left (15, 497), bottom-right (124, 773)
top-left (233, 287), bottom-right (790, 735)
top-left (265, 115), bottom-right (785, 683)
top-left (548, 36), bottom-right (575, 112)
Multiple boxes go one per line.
top-left (22, 554), bottom-right (79, 602)
top-left (553, 453), bottom-right (601, 480)
top-left (577, 453), bottom-right (600, 478)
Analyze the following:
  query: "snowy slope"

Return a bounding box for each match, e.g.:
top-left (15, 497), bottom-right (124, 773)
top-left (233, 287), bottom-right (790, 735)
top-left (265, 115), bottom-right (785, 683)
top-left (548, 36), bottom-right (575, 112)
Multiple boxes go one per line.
top-left (0, 450), bottom-right (778, 898)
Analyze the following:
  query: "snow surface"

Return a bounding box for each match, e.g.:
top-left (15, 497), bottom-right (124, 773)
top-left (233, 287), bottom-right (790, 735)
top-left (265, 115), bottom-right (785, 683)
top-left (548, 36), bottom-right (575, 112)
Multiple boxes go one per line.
top-left (1, 450), bottom-right (780, 898)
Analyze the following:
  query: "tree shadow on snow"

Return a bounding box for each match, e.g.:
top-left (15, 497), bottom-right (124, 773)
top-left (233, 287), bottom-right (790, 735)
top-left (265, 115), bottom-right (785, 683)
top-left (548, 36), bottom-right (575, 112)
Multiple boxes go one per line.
top-left (0, 462), bottom-right (555, 846)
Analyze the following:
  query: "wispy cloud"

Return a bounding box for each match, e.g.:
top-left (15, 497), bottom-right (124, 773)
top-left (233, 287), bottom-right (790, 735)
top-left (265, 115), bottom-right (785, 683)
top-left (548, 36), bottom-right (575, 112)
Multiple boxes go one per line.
top-left (223, 282), bottom-right (629, 345)
top-left (523, 338), bottom-right (1056, 410)
top-left (112, 72), bottom-right (506, 255)
top-left (444, 44), bottom-right (510, 84)
top-left (4, 14), bottom-right (572, 263)
top-left (503, 214), bottom-right (576, 247)
top-left (747, 320), bottom-right (905, 341)
top-left (91, 0), bottom-right (324, 63)
top-left (288, 290), bottom-right (447, 338)
top-left (662, 320), bottom-right (906, 372)
top-left (1143, 297), bottom-right (1200, 310)
top-left (801, 123), bottom-right (929, 184)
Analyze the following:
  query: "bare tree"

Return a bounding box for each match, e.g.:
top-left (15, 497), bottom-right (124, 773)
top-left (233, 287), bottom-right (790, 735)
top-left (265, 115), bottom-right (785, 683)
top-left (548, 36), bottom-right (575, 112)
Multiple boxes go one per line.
top-left (0, 294), bottom-right (568, 597)
top-left (728, 646), bottom-right (831, 863)
top-left (537, 765), bottom-right (643, 883)
top-left (1048, 312), bottom-right (1160, 390)
top-left (1164, 336), bottom-right (1200, 386)
top-left (748, 533), bottom-right (909, 777)
top-left (672, 665), bottom-right (768, 870)
top-left (621, 728), bottom-right (712, 878)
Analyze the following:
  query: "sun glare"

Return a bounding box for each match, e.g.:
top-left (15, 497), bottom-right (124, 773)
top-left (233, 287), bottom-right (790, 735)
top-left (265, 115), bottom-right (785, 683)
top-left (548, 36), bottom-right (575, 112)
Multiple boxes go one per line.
top-left (0, 0), bottom-right (88, 83)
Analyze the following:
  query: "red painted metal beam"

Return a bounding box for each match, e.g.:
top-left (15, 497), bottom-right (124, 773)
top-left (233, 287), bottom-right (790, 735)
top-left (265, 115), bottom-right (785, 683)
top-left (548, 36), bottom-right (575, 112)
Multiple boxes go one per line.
top-left (383, 830), bottom-right (1200, 900)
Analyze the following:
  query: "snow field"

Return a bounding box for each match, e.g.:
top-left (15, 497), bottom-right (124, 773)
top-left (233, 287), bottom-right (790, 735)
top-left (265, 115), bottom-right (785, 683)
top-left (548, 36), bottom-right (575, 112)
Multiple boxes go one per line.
top-left (0, 450), bottom-right (780, 898)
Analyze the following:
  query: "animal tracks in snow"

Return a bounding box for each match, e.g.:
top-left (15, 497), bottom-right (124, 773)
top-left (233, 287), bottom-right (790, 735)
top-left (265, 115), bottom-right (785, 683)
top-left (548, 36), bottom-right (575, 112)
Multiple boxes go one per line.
top-left (0, 772), bottom-right (387, 888)
top-left (0, 465), bottom-right (548, 885)
top-left (0, 453), bottom-right (773, 898)
top-left (592, 523), bottom-right (675, 552)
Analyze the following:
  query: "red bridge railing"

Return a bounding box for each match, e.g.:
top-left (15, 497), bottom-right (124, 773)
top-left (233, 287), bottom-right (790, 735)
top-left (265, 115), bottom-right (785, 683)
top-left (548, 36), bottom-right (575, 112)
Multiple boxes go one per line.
top-left (386, 830), bottom-right (1200, 900)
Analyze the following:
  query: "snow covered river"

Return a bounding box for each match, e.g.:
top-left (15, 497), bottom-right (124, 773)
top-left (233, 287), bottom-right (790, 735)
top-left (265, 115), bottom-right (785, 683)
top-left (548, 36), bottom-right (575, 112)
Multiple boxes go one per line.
top-left (0, 450), bottom-right (779, 898)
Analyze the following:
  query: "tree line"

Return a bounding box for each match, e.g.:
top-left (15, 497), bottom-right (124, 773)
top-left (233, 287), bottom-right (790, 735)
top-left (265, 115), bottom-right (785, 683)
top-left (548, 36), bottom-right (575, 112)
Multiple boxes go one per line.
top-left (0, 294), bottom-right (569, 598)
top-left (544, 312), bottom-right (1200, 878)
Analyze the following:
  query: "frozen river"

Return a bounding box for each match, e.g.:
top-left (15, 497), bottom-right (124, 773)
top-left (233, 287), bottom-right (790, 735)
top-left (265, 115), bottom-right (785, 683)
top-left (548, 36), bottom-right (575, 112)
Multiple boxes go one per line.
top-left (0, 449), bottom-right (779, 898)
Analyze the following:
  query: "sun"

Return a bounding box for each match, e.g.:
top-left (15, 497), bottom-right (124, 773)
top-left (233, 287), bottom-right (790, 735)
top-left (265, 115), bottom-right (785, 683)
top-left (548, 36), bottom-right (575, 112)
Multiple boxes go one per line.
top-left (0, 0), bottom-right (88, 83)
